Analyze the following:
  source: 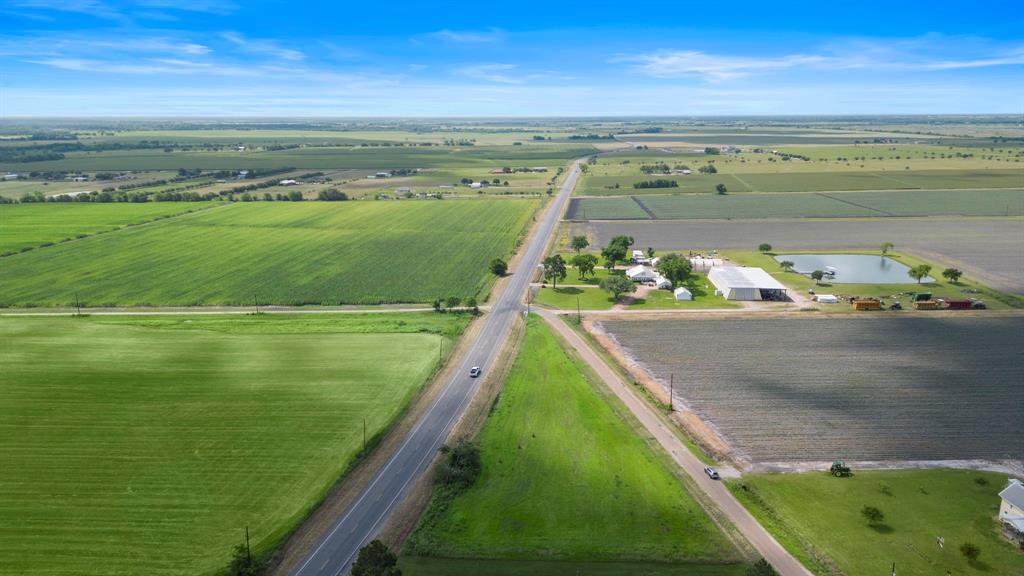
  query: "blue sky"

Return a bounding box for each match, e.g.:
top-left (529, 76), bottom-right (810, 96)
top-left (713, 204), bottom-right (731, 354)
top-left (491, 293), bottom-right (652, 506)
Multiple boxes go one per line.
top-left (1, 0), bottom-right (1022, 116)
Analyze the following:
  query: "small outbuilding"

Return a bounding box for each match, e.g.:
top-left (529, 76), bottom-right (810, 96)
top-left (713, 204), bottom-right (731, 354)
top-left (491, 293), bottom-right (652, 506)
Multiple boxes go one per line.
top-left (673, 287), bottom-right (693, 300)
top-left (815, 294), bottom-right (839, 304)
top-left (708, 266), bottom-right (788, 301)
top-left (654, 276), bottom-right (673, 290)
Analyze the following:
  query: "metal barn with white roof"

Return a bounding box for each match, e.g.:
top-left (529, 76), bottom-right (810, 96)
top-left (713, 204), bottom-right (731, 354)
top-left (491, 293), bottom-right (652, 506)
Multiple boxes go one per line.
top-left (708, 267), bottom-right (788, 301)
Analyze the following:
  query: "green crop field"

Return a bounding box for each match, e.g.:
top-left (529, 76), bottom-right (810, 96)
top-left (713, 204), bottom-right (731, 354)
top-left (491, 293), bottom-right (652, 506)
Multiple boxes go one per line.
top-left (580, 169), bottom-right (1023, 196)
top-left (728, 470), bottom-right (1024, 576)
top-left (0, 202), bottom-right (214, 254)
top-left (567, 189), bottom-right (1024, 220)
top-left (404, 316), bottom-right (742, 569)
top-left (0, 199), bottom-right (538, 307)
top-left (0, 144), bottom-right (593, 172)
top-left (0, 312), bottom-right (468, 576)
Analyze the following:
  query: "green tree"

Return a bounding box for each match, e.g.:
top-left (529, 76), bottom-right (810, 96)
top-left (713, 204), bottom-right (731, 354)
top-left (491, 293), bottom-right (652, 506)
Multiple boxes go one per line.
top-left (758, 243), bottom-right (772, 253)
top-left (880, 241), bottom-right (894, 255)
top-left (600, 275), bottom-right (636, 301)
top-left (438, 437), bottom-right (481, 489)
top-left (445, 296), bottom-right (461, 310)
top-left (601, 244), bottom-right (627, 270)
top-left (959, 542), bottom-right (981, 561)
top-left (317, 188), bottom-right (348, 201)
top-left (226, 540), bottom-right (263, 576)
top-left (779, 260), bottom-right (795, 272)
top-left (646, 246), bottom-right (655, 258)
top-left (810, 270), bottom-right (825, 285)
top-left (572, 253), bottom-right (598, 279)
top-left (351, 540), bottom-right (401, 576)
top-left (746, 558), bottom-right (778, 576)
top-left (657, 253), bottom-right (691, 287)
top-left (489, 258), bottom-right (507, 276)
top-left (570, 235), bottom-right (590, 254)
top-left (908, 264), bottom-right (933, 284)
top-left (542, 254), bottom-right (567, 288)
top-left (608, 235), bottom-right (634, 250)
top-left (942, 267), bottom-right (963, 283)
top-left (465, 296), bottom-right (479, 315)
top-left (861, 505), bottom-right (884, 525)
top-left (716, 183), bottom-right (728, 195)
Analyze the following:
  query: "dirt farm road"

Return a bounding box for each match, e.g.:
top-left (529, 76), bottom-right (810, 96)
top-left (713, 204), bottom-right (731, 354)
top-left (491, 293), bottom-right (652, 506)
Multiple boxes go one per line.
top-left (539, 309), bottom-right (814, 576)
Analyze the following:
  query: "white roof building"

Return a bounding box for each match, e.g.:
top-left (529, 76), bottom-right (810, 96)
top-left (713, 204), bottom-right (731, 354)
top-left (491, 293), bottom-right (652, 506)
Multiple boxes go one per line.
top-left (279, 179), bottom-right (298, 186)
top-left (2, 173), bottom-right (19, 180)
top-left (689, 257), bottom-right (722, 272)
top-left (815, 294), bottom-right (839, 304)
top-left (708, 267), bottom-right (788, 301)
top-left (654, 276), bottom-right (673, 290)
top-left (674, 287), bottom-right (693, 300)
top-left (625, 265), bottom-right (658, 282)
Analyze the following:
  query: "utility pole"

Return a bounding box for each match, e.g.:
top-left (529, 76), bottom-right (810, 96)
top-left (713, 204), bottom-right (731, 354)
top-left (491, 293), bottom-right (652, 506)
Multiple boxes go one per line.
top-left (245, 525), bottom-right (251, 564)
top-left (576, 294), bottom-right (581, 323)
top-left (254, 294), bottom-right (259, 315)
top-left (669, 373), bottom-right (674, 411)
top-left (74, 292), bottom-right (81, 316)
top-left (363, 418), bottom-right (366, 454)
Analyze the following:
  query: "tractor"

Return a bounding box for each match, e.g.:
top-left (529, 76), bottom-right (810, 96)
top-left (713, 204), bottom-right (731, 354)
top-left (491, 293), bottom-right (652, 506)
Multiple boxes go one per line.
top-left (830, 461), bottom-right (852, 477)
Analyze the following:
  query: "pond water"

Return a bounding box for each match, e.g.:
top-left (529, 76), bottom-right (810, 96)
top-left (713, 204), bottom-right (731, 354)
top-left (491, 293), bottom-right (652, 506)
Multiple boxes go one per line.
top-left (774, 254), bottom-right (934, 284)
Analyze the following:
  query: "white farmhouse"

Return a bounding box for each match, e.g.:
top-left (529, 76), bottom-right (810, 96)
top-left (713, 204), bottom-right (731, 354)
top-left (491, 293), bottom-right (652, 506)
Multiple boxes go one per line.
top-left (999, 479), bottom-right (1024, 543)
top-left (625, 265), bottom-right (658, 283)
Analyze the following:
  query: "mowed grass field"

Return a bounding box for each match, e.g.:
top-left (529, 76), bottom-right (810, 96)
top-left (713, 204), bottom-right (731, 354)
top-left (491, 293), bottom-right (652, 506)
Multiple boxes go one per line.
top-left (728, 470), bottom-right (1024, 576)
top-left (404, 317), bottom-right (742, 570)
top-left (0, 313), bottom-right (468, 576)
top-left (0, 199), bottom-right (537, 307)
top-left (0, 202), bottom-right (214, 254)
top-left (567, 189), bottom-right (1024, 220)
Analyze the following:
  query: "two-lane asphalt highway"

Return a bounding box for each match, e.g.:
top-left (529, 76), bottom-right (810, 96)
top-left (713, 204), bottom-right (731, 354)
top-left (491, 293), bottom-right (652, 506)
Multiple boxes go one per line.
top-left (292, 160), bottom-right (584, 576)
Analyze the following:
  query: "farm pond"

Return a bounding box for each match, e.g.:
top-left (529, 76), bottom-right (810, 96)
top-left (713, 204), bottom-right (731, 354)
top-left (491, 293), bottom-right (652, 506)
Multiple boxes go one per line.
top-left (774, 253), bottom-right (934, 283)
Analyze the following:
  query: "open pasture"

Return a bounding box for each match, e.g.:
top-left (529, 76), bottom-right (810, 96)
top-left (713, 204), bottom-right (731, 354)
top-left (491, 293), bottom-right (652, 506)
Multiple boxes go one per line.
top-left (568, 189), bottom-right (1024, 220)
top-left (572, 217), bottom-right (1024, 294)
top-left (729, 469), bottom-right (1024, 576)
top-left (599, 316), bottom-right (1024, 463)
top-left (0, 312), bottom-right (466, 576)
top-left (405, 317), bottom-right (741, 566)
top-left (0, 202), bottom-right (212, 254)
top-left (0, 199), bottom-right (537, 307)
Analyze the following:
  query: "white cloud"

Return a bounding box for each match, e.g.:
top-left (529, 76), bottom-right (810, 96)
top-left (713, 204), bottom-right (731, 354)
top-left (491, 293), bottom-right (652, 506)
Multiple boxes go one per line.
top-left (221, 32), bottom-right (305, 61)
top-left (429, 28), bottom-right (505, 43)
top-left (615, 50), bottom-right (851, 80)
top-left (456, 63), bottom-right (523, 83)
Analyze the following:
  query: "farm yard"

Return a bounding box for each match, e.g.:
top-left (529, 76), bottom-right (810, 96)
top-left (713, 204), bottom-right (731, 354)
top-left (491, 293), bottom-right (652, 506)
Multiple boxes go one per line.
top-left (403, 317), bottom-right (744, 572)
top-left (597, 316), bottom-right (1024, 463)
top-left (729, 469), bottom-right (1024, 576)
top-left (0, 199), bottom-right (537, 307)
top-left (0, 312), bottom-right (468, 576)
top-left (572, 218), bottom-right (1024, 294)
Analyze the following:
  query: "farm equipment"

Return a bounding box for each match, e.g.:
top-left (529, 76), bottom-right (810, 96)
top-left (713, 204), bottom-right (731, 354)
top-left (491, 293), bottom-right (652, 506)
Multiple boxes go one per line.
top-left (889, 302), bottom-right (903, 310)
top-left (942, 299), bottom-right (974, 310)
top-left (830, 461), bottom-right (852, 477)
top-left (912, 300), bottom-right (939, 310)
top-left (852, 298), bottom-right (882, 311)
top-left (910, 292), bottom-right (933, 302)
top-left (972, 300), bottom-right (987, 309)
